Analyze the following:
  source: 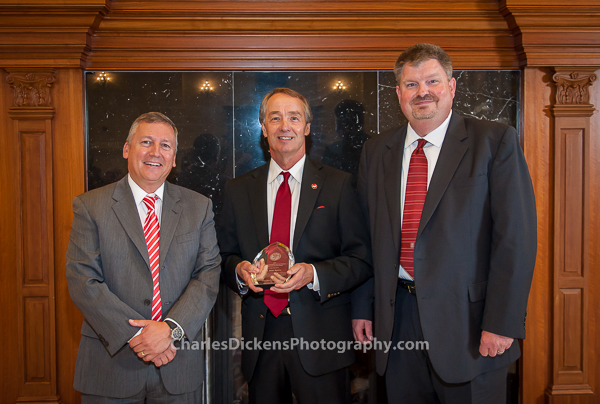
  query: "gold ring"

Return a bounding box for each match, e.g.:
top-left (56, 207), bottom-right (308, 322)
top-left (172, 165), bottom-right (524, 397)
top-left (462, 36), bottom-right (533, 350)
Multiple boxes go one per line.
top-left (497, 350), bottom-right (505, 354)
top-left (141, 351), bottom-right (145, 357)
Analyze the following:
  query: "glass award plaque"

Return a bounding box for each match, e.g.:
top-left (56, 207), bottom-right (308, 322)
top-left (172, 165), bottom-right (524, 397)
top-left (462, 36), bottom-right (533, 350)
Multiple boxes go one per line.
top-left (250, 242), bottom-right (294, 286)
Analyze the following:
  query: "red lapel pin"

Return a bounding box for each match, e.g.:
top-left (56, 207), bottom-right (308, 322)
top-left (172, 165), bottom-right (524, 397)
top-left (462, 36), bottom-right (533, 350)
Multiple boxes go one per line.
top-left (311, 183), bottom-right (317, 189)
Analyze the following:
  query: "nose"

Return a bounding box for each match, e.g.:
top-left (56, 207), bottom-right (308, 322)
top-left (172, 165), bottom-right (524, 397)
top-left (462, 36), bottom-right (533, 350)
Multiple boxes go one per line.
top-left (416, 83), bottom-right (428, 97)
top-left (280, 117), bottom-right (291, 131)
top-left (149, 142), bottom-right (161, 156)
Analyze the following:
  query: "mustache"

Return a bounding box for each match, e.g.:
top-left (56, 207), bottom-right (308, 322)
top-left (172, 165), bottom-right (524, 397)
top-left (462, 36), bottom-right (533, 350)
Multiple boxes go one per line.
top-left (411, 94), bottom-right (439, 104)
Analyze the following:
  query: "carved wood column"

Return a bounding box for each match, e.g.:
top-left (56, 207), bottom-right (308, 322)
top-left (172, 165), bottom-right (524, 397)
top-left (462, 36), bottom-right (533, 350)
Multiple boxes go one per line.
top-left (5, 68), bottom-right (60, 404)
top-left (547, 69), bottom-right (597, 402)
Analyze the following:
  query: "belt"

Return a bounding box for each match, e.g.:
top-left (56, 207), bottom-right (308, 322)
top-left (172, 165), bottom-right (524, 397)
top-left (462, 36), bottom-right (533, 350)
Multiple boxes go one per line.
top-left (397, 279), bottom-right (417, 295)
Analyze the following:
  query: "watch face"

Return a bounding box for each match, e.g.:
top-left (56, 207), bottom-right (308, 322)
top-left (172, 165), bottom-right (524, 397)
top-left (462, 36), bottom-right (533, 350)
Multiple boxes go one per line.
top-left (171, 327), bottom-right (184, 341)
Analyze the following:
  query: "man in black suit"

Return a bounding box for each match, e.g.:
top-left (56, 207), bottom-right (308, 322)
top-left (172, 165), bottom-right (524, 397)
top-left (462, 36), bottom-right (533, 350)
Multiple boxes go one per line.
top-left (219, 88), bottom-right (372, 404)
top-left (352, 44), bottom-right (537, 403)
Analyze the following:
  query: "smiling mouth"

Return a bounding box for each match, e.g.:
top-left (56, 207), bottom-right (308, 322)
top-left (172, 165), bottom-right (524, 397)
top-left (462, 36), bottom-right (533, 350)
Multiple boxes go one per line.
top-left (144, 162), bottom-right (162, 167)
top-left (278, 136), bottom-right (293, 140)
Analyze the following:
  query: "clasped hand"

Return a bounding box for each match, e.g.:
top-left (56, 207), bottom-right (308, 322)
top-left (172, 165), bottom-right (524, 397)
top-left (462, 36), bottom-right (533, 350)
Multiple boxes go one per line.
top-left (128, 319), bottom-right (176, 367)
top-left (236, 259), bottom-right (314, 293)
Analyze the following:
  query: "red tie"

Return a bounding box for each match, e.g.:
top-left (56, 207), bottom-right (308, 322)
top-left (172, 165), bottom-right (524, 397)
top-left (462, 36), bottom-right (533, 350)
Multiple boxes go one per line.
top-left (400, 139), bottom-right (428, 279)
top-left (143, 195), bottom-right (162, 321)
top-left (264, 171), bottom-right (291, 317)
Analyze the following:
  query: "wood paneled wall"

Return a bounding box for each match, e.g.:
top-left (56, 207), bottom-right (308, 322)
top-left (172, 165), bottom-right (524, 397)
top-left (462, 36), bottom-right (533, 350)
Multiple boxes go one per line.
top-left (1, 1), bottom-right (599, 403)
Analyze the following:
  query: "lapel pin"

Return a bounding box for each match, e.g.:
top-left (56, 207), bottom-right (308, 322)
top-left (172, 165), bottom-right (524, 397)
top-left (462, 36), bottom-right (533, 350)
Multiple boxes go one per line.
top-left (311, 184), bottom-right (317, 189)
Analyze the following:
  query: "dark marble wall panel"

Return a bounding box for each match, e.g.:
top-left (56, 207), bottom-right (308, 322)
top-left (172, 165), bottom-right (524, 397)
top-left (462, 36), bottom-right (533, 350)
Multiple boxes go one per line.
top-left (378, 70), bottom-right (520, 134)
top-left (86, 71), bottom-right (234, 215)
top-left (232, 71), bottom-right (378, 178)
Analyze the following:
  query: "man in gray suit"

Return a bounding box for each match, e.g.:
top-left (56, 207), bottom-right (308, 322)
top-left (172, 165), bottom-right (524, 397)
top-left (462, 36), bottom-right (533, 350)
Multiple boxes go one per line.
top-left (66, 112), bottom-right (221, 403)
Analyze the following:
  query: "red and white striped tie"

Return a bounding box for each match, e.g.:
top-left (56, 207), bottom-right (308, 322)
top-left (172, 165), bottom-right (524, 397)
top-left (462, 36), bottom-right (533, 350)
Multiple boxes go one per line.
top-left (400, 139), bottom-right (428, 279)
top-left (143, 195), bottom-right (162, 321)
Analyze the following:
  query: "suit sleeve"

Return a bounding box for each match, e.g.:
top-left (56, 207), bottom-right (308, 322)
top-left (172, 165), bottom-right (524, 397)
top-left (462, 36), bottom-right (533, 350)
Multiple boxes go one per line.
top-left (66, 196), bottom-right (144, 356)
top-left (481, 126), bottom-right (537, 339)
top-left (314, 168), bottom-right (373, 304)
top-left (163, 198), bottom-right (221, 340)
top-left (351, 142), bottom-right (375, 320)
top-left (218, 180), bottom-right (245, 293)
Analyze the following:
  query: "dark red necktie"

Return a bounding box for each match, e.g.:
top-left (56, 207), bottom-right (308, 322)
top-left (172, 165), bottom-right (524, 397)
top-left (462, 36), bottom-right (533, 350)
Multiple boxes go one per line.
top-left (400, 139), bottom-right (428, 279)
top-left (264, 171), bottom-right (291, 317)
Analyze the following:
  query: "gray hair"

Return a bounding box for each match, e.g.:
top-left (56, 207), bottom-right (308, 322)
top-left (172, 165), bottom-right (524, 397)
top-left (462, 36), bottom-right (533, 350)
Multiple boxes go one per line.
top-left (393, 43), bottom-right (453, 85)
top-left (126, 112), bottom-right (178, 151)
top-left (259, 88), bottom-right (313, 125)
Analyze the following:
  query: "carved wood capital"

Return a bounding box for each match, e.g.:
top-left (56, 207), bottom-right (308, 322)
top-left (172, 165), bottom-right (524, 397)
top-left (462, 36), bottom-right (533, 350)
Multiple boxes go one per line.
top-left (552, 70), bottom-right (596, 106)
top-left (5, 69), bottom-right (56, 108)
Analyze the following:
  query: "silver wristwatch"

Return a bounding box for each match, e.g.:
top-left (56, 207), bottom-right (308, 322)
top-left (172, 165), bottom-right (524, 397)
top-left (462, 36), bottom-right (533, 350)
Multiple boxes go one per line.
top-left (165, 320), bottom-right (184, 341)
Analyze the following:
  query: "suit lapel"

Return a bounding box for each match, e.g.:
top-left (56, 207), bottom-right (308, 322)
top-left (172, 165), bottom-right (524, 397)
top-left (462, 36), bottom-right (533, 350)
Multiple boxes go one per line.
top-left (250, 164), bottom-right (270, 249)
top-left (293, 158), bottom-right (323, 252)
top-left (383, 127), bottom-right (407, 254)
top-left (417, 112), bottom-right (468, 239)
top-left (159, 182), bottom-right (182, 268)
top-left (111, 177), bottom-right (150, 268)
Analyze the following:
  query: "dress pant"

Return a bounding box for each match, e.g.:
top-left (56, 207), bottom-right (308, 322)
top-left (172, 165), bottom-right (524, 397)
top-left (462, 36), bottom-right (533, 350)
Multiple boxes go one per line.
top-left (248, 310), bottom-right (350, 404)
top-left (81, 364), bottom-right (202, 404)
top-left (385, 285), bottom-right (509, 404)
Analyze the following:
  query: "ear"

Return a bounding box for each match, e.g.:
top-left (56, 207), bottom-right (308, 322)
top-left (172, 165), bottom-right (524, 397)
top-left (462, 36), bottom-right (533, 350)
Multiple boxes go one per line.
top-left (123, 143), bottom-right (130, 159)
top-left (172, 152), bottom-right (177, 168)
top-left (262, 124), bottom-right (267, 137)
top-left (449, 77), bottom-right (457, 99)
top-left (396, 86), bottom-right (402, 103)
top-left (304, 123), bottom-right (311, 137)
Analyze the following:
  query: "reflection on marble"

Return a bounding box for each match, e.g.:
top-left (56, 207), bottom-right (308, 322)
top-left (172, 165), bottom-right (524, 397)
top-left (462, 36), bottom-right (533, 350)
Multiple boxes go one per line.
top-left (86, 71), bottom-right (234, 216)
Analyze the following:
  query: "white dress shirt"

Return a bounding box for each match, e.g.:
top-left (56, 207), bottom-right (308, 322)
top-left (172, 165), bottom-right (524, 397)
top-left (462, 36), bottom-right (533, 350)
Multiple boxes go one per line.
top-left (238, 155), bottom-right (320, 293)
top-left (398, 111), bottom-right (452, 280)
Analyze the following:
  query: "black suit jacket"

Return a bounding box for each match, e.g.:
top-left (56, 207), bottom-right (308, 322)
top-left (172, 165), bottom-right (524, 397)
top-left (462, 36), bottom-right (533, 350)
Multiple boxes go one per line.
top-left (219, 158), bottom-right (372, 381)
top-left (352, 112), bottom-right (537, 383)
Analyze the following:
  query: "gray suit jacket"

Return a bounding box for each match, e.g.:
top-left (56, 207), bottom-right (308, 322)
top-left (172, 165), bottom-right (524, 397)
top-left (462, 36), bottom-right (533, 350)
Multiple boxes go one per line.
top-left (66, 176), bottom-right (221, 397)
top-left (353, 112), bottom-right (537, 383)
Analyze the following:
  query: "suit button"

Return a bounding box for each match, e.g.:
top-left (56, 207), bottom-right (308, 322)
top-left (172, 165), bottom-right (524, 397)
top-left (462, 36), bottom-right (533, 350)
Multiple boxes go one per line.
top-left (144, 299), bottom-right (151, 306)
top-left (327, 294), bottom-right (331, 298)
top-left (260, 314), bottom-right (264, 319)
top-left (390, 299), bottom-right (394, 306)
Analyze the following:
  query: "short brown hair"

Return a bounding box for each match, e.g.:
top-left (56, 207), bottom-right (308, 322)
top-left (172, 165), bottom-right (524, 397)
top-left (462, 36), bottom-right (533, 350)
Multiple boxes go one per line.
top-left (126, 112), bottom-right (178, 151)
top-left (393, 43), bottom-right (453, 85)
top-left (259, 88), bottom-right (313, 125)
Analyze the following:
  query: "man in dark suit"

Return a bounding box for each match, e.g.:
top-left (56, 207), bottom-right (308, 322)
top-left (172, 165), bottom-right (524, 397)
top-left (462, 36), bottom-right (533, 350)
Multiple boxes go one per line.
top-left (352, 44), bottom-right (537, 403)
top-left (66, 112), bottom-right (221, 403)
top-left (219, 88), bottom-right (372, 404)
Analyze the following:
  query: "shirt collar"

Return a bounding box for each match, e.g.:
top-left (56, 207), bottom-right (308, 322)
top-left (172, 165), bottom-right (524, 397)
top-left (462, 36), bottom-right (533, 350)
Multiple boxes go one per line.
top-left (405, 110), bottom-right (453, 150)
top-left (268, 154), bottom-right (306, 185)
top-left (127, 174), bottom-right (165, 206)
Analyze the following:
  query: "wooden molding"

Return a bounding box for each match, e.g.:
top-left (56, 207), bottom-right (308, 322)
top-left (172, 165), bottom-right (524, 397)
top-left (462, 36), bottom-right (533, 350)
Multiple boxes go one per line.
top-left (501, 1), bottom-right (600, 67)
top-left (547, 68), bottom-right (597, 401)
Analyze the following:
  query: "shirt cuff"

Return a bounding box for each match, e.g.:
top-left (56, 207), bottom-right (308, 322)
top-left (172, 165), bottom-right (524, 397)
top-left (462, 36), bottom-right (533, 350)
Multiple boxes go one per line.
top-left (307, 264), bottom-right (320, 294)
top-left (127, 328), bottom-right (142, 343)
top-left (235, 271), bottom-right (249, 295)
